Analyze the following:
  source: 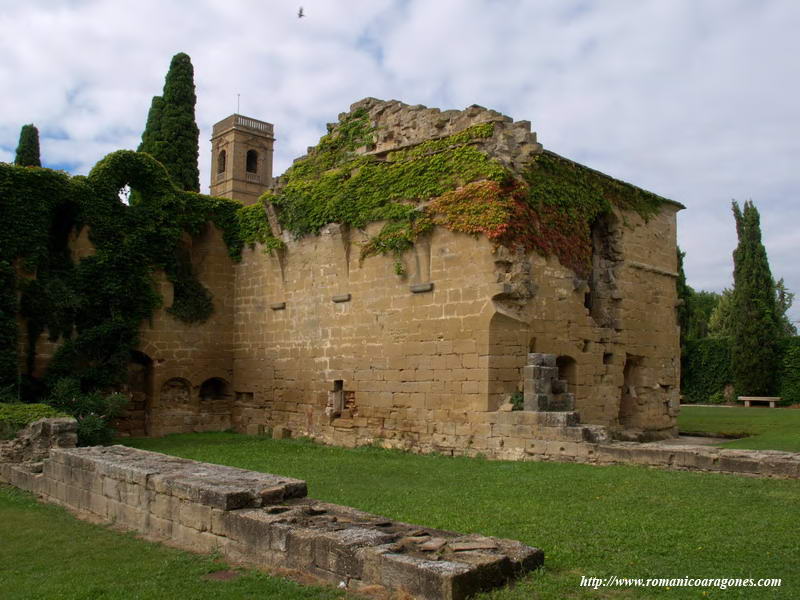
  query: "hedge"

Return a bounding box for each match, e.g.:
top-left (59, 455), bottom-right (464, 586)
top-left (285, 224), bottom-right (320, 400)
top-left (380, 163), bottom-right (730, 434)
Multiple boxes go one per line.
top-left (682, 337), bottom-right (732, 403)
top-left (0, 403), bottom-right (69, 439)
top-left (779, 337), bottom-right (800, 404)
top-left (682, 335), bottom-right (800, 404)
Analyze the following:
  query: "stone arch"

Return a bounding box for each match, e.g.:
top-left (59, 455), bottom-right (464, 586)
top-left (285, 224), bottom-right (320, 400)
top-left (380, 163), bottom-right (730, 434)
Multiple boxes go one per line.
top-left (199, 377), bottom-right (232, 402)
top-left (246, 150), bottom-right (258, 174)
top-left (217, 149), bottom-right (226, 174)
top-left (197, 377), bottom-right (233, 429)
top-left (488, 312), bottom-right (530, 411)
top-left (160, 377), bottom-right (192, 406)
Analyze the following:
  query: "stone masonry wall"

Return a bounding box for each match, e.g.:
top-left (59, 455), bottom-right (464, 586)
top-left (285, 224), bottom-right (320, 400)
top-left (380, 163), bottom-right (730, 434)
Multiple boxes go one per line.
top-left (15, 98), bottom-right (681, 450)
top-left (137, 223), bottom-right (236, 437)
top-left (230, 210), bottom-right (680, 449)
top-left (228, 99), bottom-right (681, 448)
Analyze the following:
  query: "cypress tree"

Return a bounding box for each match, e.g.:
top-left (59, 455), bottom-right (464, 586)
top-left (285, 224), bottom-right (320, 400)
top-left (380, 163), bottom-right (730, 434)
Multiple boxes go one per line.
top-left (138, 53), bottom-right (200, 192)
top-left (138, 96), bottom-right (164, 156)
top-left (14, 124), bottom-right (41, 167)
top-left (730, 200), bottom-right (782, 396)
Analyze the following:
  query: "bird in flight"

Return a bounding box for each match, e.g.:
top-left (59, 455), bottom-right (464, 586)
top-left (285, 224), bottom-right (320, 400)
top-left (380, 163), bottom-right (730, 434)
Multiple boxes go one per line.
top-left (298, 7), bottom-right (304, 18)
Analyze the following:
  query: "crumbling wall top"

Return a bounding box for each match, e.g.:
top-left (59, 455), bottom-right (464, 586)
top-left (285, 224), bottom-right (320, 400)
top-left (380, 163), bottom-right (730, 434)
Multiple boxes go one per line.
top-left (342, 97), bottom-right (543, 172)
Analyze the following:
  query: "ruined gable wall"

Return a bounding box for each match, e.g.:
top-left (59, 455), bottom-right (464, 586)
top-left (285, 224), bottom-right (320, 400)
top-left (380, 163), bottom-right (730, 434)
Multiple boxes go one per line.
top-left (487, 204), bottom-right (680, 436)
top-left (610, 206), bottom-right (681, 433)
top-left (229, 99), bottom-right (680, 447)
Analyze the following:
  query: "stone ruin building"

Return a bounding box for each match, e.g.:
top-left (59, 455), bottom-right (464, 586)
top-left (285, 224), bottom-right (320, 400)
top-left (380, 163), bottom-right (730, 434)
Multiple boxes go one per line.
top-left (23, 98), bottom-right (684, 456)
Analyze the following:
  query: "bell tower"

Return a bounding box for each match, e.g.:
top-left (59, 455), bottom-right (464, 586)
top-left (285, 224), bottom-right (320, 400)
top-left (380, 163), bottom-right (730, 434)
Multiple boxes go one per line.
top-left (210, 114), bottom-right (275, 205)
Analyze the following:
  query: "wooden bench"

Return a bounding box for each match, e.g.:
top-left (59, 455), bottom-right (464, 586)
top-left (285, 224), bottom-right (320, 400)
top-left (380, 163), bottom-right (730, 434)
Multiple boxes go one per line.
top-left (737, 396), bottom-right (781, 408)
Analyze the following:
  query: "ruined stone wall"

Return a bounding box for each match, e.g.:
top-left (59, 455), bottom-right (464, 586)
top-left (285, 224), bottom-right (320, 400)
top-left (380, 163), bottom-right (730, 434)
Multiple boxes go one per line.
top-left (14, 97), bottom-right (681, 448)
top-left (137, 223), bottom-right (236, 437)
top-left (487, 205), bottom-right (681, 439)
top-left (19, 222), bottom-right (236, 438)
top-left (612, 207), bottom-right (682, 435)
top-left (231, 224), bottom-right (502, 448)
top-left (230, 205), bottom-right (680, 450)
top-left (1, 436), bottom-right (543, 600)
top-left (226, 98), bottom-right (682, 447)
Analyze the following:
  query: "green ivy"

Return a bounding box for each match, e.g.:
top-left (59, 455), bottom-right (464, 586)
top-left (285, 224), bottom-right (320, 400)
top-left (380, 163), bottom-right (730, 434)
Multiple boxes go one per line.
top-left (682, 337), bottom-right (733, 403)
top-left (269, 109), bottom-right (669, 280)
top-left (520, 152), bottom-right (665, 277)
top-left (0, 151), bottom-right (255, 398)
top-left (0, 403), bottom-right (68, 439)
top-left (165, 248), bottom-right (213, 324)
top-left (237, 200), bottom-right (285, 254)
top-left (778, 337), bottom-right (800, 404)
top-left (271, 112), bottom-right (509, 238)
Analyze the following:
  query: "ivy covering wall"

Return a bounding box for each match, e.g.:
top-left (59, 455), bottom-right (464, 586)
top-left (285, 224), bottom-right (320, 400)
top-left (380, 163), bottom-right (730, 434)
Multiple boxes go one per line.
top-left (778, 337), bottom-right (800, 404)
top-left (268, 108), bottom-right (667, 279)
top-left (2, 103), bottom-right (671, 406)
top-left (0, 152), bottom-right (277, 398)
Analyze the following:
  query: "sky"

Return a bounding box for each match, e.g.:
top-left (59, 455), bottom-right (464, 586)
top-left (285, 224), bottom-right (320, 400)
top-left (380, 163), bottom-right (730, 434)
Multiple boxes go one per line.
top-left (1, 0), bottom-right (798, 322)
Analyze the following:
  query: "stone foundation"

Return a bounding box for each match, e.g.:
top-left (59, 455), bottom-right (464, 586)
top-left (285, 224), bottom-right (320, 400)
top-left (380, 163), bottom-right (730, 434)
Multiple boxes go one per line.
top-left (3, 418), bottom-right (799, 598)
top-left (1, 420), bottom-right (543, 600)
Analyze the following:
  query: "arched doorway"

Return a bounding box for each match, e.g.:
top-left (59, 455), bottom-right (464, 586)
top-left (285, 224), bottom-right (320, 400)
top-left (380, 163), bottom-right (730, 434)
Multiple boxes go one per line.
top-left (118, 351), bottom-right (153, 436)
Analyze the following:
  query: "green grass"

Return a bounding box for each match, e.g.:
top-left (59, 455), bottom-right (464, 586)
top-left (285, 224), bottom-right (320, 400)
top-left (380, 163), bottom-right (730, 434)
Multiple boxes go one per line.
top-left (3, 432), bottom-right (798, 598)
top-left (678, 405), bottom-right (800, 452)
top-left (124, 433), bottom-right (798, 599)
top-left (0, 484), bottom-right (343, 600)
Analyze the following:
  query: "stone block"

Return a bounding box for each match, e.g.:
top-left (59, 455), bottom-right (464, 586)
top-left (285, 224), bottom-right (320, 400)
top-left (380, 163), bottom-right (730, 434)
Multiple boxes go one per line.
top-left (272, 425), bottom-right (291, 439)
top-left (527, 353), bottom-right (556, 367)
top-left (179, 500), bottom-right (212, 532)
top-left (718, 453), bottom-right (762, 475)
top-left (88, 492), bottom-right (108, 518)
top-left (378, 552), bottom-right (473, 600)
top-left (144, 514), bottom-right (174, 539)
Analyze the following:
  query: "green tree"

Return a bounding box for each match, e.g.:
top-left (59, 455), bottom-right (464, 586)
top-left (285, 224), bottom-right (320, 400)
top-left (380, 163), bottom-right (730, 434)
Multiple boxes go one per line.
top-left (14, 124), bottom-right (41, 167)
top-left (138, 96), bottom-right (164, 156)
top-left (687, 290), bottom-right (720, 339)
top-left (710, 282), bottom-right (795, 338)
top-left (708, 288), bottom-right (734, 337)
top-left (138, 53), bottom-right (199, 192)
top-left (730, 200), bottom-right (782, 396)
top-left (676, 247), bottom-right (692, 349)
top-left (677, 247), bottom-right (720, 342)
top-left (775, 278), bottom-right (797, 336)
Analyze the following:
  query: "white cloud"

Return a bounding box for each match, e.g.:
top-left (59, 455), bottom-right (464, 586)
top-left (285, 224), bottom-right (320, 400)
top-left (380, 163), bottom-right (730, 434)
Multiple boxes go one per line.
top-left (1, 0), bottom-right (798, 319)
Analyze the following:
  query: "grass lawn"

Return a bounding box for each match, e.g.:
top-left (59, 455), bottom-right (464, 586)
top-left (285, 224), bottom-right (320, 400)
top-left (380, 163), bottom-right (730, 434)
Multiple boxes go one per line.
top-left (0, 485), bottom-right (343, 600)
top-left (678, 405), bottom-right (800, 452)
top-left (3, 432), bottom-right (798, 599)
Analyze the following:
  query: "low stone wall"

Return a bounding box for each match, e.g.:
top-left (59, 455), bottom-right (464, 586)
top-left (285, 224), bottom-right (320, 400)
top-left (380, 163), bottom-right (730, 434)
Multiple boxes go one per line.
top-left (487, 438), bottom-right (800, 478)
top-left (0, 417), bottom-right (77, 463)
top-left (1, 421), bottom-right (542, 600)
top-left (294, 409), bottom-right (800, 479)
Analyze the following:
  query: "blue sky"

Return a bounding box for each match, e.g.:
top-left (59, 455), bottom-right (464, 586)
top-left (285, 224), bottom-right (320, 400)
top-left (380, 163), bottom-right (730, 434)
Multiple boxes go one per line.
top-left (1, 0), bottom-right (798, 322)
